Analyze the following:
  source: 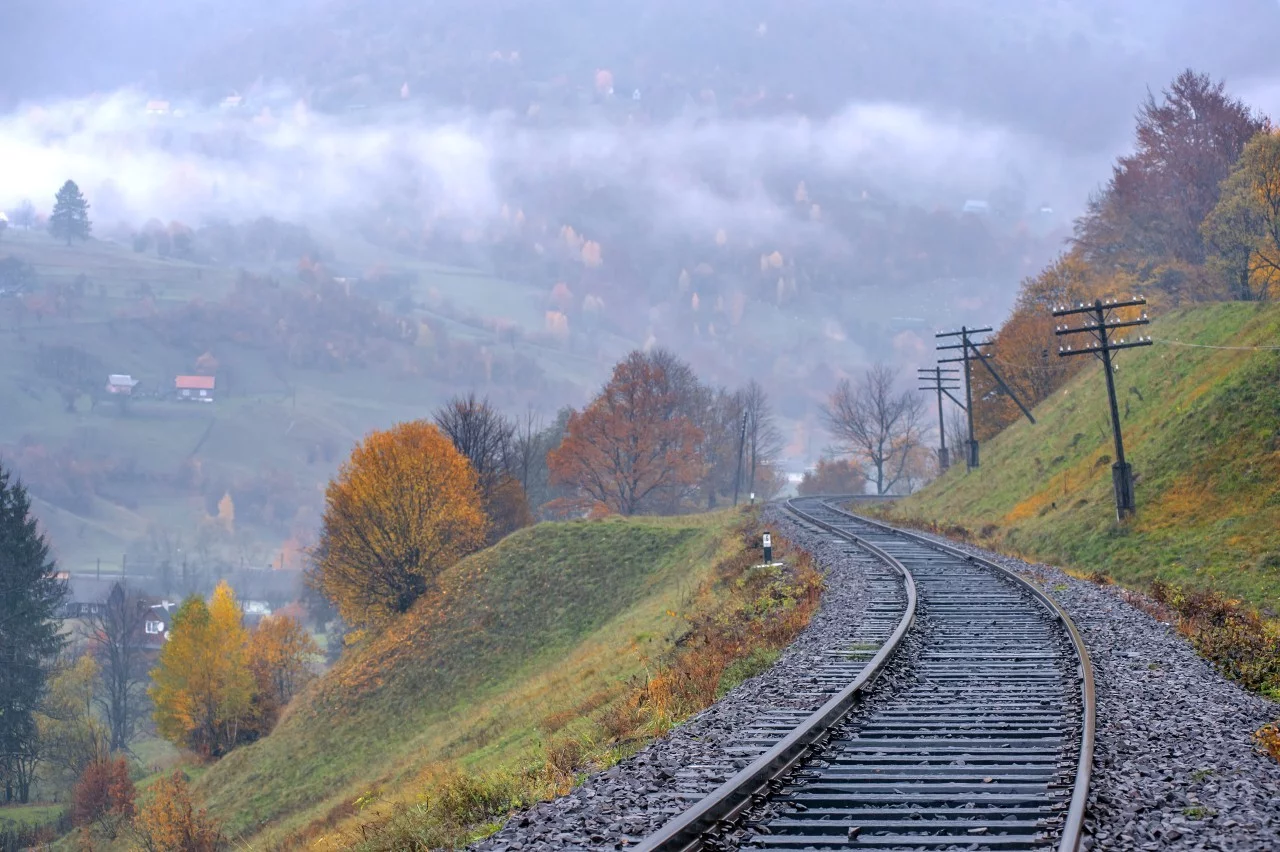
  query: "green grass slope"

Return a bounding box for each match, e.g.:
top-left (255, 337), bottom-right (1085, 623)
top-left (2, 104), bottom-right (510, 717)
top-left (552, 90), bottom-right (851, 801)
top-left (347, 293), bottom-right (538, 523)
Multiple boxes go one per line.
top-left (0, 231), bottom-right (609, 570)
top-left (889, 302), bottom-right (1280, 612)
top-left (194, 512), bottom-right (741, 844)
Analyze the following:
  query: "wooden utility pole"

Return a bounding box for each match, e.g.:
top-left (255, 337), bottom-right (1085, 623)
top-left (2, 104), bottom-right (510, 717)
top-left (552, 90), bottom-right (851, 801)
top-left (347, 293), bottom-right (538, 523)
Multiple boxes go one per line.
top-left (1052, 296), bottom-right (1152, 520)
top-left (936, 325), bottom-right (1035, 469)
top-left (917, 366), bottom-right (962, 471)
top-left (732, 410), bottom-right (748, 506)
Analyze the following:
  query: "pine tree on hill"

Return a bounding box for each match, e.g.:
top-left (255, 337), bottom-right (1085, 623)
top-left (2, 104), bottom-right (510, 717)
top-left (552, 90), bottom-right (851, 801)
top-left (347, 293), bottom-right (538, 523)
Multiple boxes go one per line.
top-left (49, 180), bottom-right (91, 246)
top-left (0, 462), bottom-right (66, 802)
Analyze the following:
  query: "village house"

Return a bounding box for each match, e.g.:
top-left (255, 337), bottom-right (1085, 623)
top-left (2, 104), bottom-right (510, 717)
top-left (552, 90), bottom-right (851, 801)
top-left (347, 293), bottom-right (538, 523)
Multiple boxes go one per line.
top-left (143, 600), bottom-right (179, 648)
top-left (61, 575), bottom-right (122, 619)
top-left (106, 374), bottom-right (139, 395)
top-left (175, 374), bottom-right (215, 401)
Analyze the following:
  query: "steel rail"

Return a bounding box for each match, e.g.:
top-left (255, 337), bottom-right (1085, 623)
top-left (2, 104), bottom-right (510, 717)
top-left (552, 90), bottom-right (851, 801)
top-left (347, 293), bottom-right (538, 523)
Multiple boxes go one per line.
top-left (636, 496), bottom-right (1094, 852)
top-left (839, 506), bottom-right (1096, 852)
top-left (633, 500), bottom-right (918, 852)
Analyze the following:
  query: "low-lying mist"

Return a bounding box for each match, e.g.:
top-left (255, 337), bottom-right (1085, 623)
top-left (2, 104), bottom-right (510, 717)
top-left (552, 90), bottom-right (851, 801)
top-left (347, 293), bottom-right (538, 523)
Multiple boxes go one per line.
top-left (1, 88), bottom-right (1109, 247)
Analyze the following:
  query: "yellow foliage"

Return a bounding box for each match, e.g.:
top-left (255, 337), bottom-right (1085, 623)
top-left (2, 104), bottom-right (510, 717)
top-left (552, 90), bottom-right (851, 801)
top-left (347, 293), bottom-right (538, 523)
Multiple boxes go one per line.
top-left (150, 582), bottom-right (254, 758)
top-left (313, 421), bottom-right (487, 629)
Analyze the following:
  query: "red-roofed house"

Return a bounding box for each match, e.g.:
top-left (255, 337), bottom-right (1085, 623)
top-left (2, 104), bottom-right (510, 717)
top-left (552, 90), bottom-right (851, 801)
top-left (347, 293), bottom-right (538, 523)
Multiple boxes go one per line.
top-left (175, 375), bottom-right (215, 402)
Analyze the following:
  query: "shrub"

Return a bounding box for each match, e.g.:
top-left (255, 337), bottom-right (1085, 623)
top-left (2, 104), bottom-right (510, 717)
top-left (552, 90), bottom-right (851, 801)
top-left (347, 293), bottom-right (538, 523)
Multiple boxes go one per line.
top-left (1147, 580), bottom-right (1280, 695)
top-left (133, 772), bottom-right (225, 852)
top-left (345, 769), bottom-right (531, 851)
top-left (1256, 723), bottom-right (1280, 763)
top-left (71, 756), bottom-right (135, 838)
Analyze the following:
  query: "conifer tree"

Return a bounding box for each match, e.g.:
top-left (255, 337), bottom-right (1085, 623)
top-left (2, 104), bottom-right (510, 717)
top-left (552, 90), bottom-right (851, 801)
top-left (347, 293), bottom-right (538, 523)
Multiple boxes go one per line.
top-left (0, 462), bottom-right (66, 802)
top-left (49, 180), bottom-right (92, 246)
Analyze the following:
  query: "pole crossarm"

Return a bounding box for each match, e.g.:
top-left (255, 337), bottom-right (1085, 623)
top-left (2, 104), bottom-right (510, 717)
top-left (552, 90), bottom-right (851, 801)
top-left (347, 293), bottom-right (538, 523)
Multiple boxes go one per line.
top-left (1054, 317), bottom-right (1150, 336)
top-left (1058, 338), bottom-right (1153, 357)
top-left (1051, 297), bottom-right (1147, 318)
top-left (936, 327), bottom-right (993, 337)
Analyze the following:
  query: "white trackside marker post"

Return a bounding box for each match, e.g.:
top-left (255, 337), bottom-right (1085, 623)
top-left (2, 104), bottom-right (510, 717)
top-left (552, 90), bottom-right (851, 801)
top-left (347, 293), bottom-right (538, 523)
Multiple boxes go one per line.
top-left (750, 492), bottom-right (756, 505)
top-left (763, 531), bottom-right (772, 565)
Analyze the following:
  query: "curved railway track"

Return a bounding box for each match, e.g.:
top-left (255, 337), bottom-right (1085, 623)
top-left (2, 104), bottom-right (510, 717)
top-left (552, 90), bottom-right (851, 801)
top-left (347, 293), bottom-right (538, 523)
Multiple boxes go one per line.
top-left (636, 496), bottom-right (1094, 852)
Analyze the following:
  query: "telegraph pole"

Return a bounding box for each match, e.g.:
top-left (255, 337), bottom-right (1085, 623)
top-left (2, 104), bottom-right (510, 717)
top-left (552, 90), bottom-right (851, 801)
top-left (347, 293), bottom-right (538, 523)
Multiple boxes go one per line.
top-left (1052, 296), bottom-right (1152, 521)
top-left (732, 409), bottom-right (748, 506)
top-left (917, 366), bottom-right (962, 470)
top-left (936, 325), bottom-right (1035, 469)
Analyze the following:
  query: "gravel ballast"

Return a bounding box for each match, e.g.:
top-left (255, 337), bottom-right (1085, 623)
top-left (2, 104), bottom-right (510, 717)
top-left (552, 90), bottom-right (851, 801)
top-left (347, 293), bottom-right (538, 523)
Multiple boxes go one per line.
top-left (906, 528), bottom-right (1280, 851)
top-left (476, 504), bottom-right (1280, 851)
top-left (473, 508), bottom-right (880, 851)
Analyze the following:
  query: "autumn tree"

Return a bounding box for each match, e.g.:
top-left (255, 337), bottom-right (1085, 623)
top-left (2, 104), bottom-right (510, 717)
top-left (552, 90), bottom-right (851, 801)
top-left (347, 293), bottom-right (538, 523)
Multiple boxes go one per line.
top-left (798, 457), bottom-right (867, 496)
top-left (37, 654), bottom-right (108, 792)
top-left (822, 365), bottom-right (926, 496)
top-left (969, 251), bottom-right (1094, 437)
top-left (49, 180), bottom-right (92, 246)
top-left (311, 421), bottom-right (487, 628)
top-left (134, 771), bottom-right (225, 852)
top-left (548, 350), bottom-right (707, 516)
top-left (246, 613), bottom-right (320, 730)
top-left (72, 755), bottom-right (135, 838)
top-left (0, 462), bottom-right (65, 803)
top-left (150, 583), bottom-right (254, 758)
top-left (1075, 70), bottom-right (1264, 273)
top-left (1204, 129), bottom-right (1280, 301)
top-left (82, 584), bottom-right (150, 751)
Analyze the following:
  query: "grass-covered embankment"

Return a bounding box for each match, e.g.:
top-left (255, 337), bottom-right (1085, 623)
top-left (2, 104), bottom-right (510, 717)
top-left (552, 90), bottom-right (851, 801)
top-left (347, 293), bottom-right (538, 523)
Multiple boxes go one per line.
top-left (194, 508), bottom-right (820, 848)
top-left (887, 302), bottom-right (1280, 612)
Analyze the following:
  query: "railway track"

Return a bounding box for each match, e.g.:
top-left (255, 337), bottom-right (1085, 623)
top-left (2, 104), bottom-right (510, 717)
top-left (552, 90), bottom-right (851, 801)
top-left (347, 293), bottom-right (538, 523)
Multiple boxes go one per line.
top-left (637, 497), bottom-right (1094, 852)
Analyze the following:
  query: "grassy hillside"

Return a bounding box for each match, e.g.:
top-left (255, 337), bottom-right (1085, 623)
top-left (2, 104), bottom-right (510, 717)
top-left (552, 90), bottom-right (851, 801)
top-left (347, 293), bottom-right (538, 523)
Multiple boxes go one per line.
top-left (887, 301), bottom-right (1280, 612)
top-left (0, 230), bottom-right (606, 571)
top-left (193, 511), bottom-right (748, 845)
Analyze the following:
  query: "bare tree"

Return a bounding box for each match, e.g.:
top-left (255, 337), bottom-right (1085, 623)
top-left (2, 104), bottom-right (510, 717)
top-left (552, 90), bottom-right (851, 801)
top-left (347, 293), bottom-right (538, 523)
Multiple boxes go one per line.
top-left (433, 393), bottom-right (516, 495)
top-left (81, 584), bottom-right (150, 752)
top-left (12, 200), bottom-right (36, 230)
top-left (698, 388), bottom-right (744, 509)
top-left (742, 380), bottom-right (785, 497)
top-left (511, 408), bottom-right (545, 499)
top-left (435, 393), bottom-right (535, 540)
top-left (822, 365), bottom-right (927, 496)
top-left (946, 405), bottom-right (969, 468)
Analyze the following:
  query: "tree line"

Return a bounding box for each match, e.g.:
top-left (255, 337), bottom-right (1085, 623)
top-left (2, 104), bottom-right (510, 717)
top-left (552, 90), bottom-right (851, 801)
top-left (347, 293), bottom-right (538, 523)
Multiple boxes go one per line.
top-left (307, 348), bottom-right (785, 632)
top-left (0, 460), bottom-right (317, 852)
top-left (971, 69), bottom-right (1280, 439)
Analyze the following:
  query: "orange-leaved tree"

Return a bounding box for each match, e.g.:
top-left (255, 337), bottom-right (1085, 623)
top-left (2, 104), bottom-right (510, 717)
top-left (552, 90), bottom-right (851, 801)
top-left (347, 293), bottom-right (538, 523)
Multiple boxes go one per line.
top-left (311, 421), bottom-right (487, 628)
top-left (134, 771), bottom-right (224, 852)
top-left (798, 457), bottom-right (867, 497)
top-left (71, 755), bottom-right (135, 837)
top-left (548, 351), bottom-right (706, 516)
top-left (971, 251), bottom-right (1095, 438)
top-left (246, 613), bottom-right (320, 730)
top-left (150, 582), bottom-right (254, 758)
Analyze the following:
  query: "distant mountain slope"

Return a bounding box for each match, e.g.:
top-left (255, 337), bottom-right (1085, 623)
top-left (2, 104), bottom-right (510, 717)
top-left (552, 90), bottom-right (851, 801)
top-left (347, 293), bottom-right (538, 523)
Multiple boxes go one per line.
top-left (165, 0), bottom-right (1280, 147)
top-left (887, 302), bottom-right (1280, 611)
top-left (193, 513), bottom-right (735, 843)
